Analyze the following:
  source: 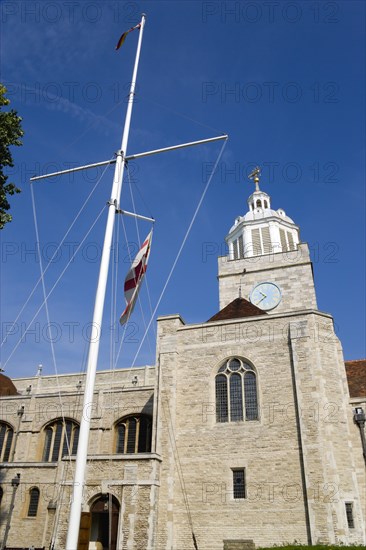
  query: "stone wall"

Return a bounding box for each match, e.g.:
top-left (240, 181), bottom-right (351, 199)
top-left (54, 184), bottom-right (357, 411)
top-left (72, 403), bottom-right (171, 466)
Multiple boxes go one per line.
top-left (155, 310), bottom-right (365, 549)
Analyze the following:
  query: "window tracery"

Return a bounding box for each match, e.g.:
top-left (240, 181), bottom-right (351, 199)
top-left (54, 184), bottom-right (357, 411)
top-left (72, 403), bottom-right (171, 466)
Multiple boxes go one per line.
top-left (215, 359), bottom-right (258, 422)
top-left (42, 419), bottom-right (79, 462)
top-left (116, 415), bottom-right (152, 454)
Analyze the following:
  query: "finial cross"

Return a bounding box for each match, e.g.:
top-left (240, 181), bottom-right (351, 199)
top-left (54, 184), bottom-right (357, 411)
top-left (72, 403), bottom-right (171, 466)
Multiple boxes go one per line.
top-left (248, 166), bottom-right (261, 192)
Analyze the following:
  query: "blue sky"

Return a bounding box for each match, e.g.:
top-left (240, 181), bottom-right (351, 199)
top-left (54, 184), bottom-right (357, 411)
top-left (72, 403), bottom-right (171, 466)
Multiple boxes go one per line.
top-left (0, 0), bottom-right (365, 379)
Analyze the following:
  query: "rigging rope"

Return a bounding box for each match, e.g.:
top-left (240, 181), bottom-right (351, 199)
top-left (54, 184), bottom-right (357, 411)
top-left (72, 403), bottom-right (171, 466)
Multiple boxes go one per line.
top-left (111, 139), bottom-right (227, 549)
top-left (1, 157), bottom-right (114, 349)
top-left (30, 183), bottom-right (64, 411)
top-left (163, 399), bottom-right (200, 549)
top-left (140, 93), bottom-right (224, 135)
top-left (126, 165), bottom-right (156, 358)
top-left (127, 137), bottom-right (228, 369)
top-left (23, 136), bottom-right (225, 549)
top-left (30, 182), bottom-right (77, 516)
top-left (112, 163), bottom-right (156, 370)
top-left (29, 184), bottom-right (104, 542)
top-left (2, 205), bottom-right (107, 370)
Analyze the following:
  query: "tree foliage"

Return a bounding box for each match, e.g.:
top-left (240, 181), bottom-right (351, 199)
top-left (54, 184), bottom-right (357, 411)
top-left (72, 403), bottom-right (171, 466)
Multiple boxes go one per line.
top-left (0, 84), bottom-right (24, 229)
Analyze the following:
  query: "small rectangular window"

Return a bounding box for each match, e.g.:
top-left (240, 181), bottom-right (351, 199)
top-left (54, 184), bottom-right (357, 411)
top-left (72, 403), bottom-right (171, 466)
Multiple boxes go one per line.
top-left (345, 502), bottom-right (355, 529)
top-left (232, 468), bottom-right (246, 499)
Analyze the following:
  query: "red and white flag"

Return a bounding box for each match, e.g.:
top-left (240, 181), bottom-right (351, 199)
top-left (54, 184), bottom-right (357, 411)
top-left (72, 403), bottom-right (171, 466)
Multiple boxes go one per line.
top-left (119, 230), bottom-right (153, 325)
top-left (115, 23), bottom-right (141, 50)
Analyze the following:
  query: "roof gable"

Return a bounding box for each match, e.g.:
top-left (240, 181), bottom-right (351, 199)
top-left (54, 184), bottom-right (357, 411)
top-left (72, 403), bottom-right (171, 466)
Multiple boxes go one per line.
top-left (345, 359), bottom-right (366, 398)
top-left (0, 373), bottom-right (18, 396)
top-left (207, 297), bottom-right (267, 323)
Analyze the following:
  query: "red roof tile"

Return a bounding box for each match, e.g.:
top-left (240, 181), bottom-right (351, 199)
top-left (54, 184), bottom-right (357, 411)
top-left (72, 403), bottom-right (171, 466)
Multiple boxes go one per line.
top-left (345, 360), bottom-right (366, 398)
top-left (0, 373), bottom-right (18, 396)
top-left (207, 297), bottom-right (267, 323)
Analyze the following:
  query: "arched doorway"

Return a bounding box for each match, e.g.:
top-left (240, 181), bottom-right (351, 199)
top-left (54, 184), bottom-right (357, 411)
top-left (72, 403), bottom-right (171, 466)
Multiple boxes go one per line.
top-left (88, 494), bottom-right (120, 550)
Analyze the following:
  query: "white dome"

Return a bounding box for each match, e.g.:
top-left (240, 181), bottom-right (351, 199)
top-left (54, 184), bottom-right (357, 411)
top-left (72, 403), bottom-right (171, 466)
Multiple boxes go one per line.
top-left (243, 208), bottom-right (295, 224)
top-left (229, 209), bottom-right (295, 233)
top-left (226, 180), bottom-right (300, 259)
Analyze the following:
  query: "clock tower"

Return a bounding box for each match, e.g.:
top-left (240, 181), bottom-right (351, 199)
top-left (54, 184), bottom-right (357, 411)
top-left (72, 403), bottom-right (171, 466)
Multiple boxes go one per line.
top-left (218, 167), bottom-right (317, 313)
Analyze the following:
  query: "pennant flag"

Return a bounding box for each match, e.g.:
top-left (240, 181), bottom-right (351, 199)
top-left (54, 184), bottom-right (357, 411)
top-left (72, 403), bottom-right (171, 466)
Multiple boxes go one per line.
top-left (115, 23), bottom-right (141, 50)
top-left (119, 229), bottom-right (153, 325)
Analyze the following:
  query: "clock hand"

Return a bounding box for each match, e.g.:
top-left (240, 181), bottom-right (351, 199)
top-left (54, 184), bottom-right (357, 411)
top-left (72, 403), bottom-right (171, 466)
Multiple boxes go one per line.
top-left (255, 296), bottom-right (266, 305)
top-left (260, 291), bottom-right (267, 297)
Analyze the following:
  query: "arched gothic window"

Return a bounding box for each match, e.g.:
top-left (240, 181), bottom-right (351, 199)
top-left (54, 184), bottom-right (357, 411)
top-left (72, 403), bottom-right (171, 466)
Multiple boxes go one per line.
top-left (27, 487), bottom-right (40, 517)
top-left (0, 422), bottom-right (14, 462)
top-left (215, 358), bottom-right (259, 422)
top-left (116, 415), bottom-right (152, 454)
top-left (42, 419), bottom-right (79, 462)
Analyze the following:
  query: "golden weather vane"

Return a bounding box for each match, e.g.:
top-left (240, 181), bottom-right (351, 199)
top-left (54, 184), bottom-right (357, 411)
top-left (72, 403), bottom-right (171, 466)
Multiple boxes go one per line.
top-left (248, 166), bottom-right (261, 192)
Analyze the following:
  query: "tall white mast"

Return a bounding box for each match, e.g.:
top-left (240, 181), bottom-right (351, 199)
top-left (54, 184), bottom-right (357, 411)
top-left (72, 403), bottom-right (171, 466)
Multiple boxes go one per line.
top-left (65, 14), bottom-right (146, 549)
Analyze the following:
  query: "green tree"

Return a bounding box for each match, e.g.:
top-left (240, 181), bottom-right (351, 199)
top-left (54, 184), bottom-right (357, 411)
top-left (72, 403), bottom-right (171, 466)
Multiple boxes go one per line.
top-left (0, 84), bottom-right (24, 229)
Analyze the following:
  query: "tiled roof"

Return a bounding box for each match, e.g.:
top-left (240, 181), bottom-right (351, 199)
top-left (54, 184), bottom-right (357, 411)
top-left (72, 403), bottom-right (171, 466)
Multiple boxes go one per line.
top-left (0, 373), bottom-right (18, 396)
top-left (345, 359), bottom-right (366, 398)
top-left (207, 297), bottom-right (267, 323)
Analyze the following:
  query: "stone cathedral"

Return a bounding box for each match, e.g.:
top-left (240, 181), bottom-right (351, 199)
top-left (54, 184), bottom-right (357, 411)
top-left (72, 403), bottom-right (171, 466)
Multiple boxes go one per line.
top-left (0, 171), bottom-right (365, 550)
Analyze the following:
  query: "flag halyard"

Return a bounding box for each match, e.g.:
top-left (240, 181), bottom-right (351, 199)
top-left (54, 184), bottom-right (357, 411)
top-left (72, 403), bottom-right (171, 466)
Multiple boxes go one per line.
top-left (119, 229), bottom-right (153, 325)
top-left (115, 23), bottom-right (141, 50)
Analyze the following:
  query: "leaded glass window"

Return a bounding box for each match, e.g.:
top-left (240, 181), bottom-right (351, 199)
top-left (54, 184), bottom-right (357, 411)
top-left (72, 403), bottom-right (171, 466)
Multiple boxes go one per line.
top-left (126, 418), bottom-right (137, 453)
top-left (230, 373), bottom-right (243, 421)
top-left (116, 415), bottom-right (152, 454)
top-left (0, 422), bottom-right (14, 462)
top-left (345, 502), bottom-right (355, 529)
top-left (244, 372), bottom-right (259, 420)
top-left (229, 359), bottom-right (241, 371)
top-left (117, 424), bottom-right (126, 453)
top-left (215, 375), bottom-right (228, 422)
top-left (28, 487), bottom-right (40, 517)
top-left (215, 358), bottom-right (259, 423)
top-left (138, 415), bottom-right (152, 453)
top-left (42, 419), bottom-right (79, 462)
top-left (233, 468), bottom-right (246, 499)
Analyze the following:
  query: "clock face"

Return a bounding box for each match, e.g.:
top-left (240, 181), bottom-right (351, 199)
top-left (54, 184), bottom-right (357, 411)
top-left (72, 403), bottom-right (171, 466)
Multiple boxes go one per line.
top-left (250, 282), bottom-right (282, 311)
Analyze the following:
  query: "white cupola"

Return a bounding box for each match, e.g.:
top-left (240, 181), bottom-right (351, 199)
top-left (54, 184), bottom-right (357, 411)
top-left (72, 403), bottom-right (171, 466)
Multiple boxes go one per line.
top-left (226, 167), bottom-right (300, 259)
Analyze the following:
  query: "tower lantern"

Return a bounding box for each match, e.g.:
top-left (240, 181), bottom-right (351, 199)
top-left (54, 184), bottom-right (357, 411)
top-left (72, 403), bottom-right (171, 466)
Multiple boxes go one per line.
top-left (226, 166), bottom-right (299, 260)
